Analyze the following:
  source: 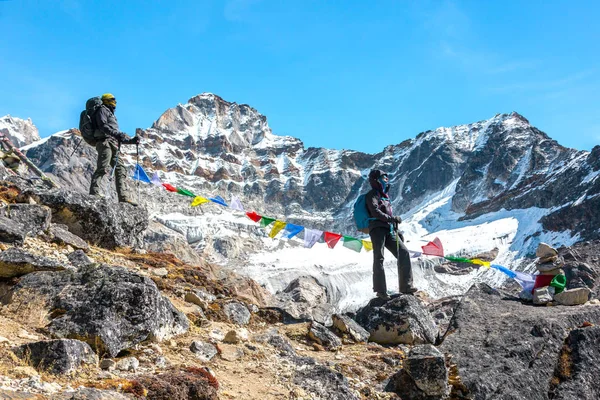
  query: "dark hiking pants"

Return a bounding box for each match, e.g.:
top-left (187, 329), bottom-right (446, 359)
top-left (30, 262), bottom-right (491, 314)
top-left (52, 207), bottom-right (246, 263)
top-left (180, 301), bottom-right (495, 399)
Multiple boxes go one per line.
top-left (89, 139), bottom-right (128, 200)
top-left (369, 226), bottom-right (414, 294)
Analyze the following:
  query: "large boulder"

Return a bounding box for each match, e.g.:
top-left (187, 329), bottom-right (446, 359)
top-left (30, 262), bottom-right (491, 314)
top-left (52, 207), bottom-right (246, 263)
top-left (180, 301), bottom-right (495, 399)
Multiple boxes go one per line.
top-left (7, 263), bottom-right (189, 357)
top-left (355, 295), bottom-right (438, 345)
top-left (24, 189), bottom-right (148, 249)
top-left (332, 314), bottom-right (369, 343)
top-left (308, 321), bottom-right (342, 351)
top-left (440, 283), bottom-right (600, 400)
top-left (549, 326), bottom-right (600, 399)
top-left (12, 339), bottom-right (97, 375)
top-left (272, 276), bottom-right (334, 324)
top-left (0, 247), bottom-right (65, 278)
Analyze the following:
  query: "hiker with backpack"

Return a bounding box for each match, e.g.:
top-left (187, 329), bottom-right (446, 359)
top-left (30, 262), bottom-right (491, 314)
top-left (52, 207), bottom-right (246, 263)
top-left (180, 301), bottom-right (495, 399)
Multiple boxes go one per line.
top-left (79, 93), bottom-right (139, 205)
top-left (359, 169), bottom-right (417, 299)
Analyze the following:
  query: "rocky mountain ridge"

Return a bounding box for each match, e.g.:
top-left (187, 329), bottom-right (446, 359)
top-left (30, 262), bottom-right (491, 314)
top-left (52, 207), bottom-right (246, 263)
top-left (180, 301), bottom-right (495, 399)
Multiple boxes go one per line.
top-left (17, 94), bottom-right (599, 248)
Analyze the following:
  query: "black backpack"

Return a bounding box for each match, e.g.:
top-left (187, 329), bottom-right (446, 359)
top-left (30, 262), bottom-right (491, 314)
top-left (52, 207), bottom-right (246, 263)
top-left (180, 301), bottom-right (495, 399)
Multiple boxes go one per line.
top-left (78, 97), bottom-right (102, 146)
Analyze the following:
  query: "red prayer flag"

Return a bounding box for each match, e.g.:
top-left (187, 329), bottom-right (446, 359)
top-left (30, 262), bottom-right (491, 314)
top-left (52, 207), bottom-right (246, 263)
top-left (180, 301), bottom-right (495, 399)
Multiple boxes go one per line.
top-left (421, 237), bottom-right (444, 257)
top-left (324, 231), bottom-right (343, 249)
top-left (246, 211), bottom-right (262, 223)
top-left (162, 183), bottom-right (178, 192)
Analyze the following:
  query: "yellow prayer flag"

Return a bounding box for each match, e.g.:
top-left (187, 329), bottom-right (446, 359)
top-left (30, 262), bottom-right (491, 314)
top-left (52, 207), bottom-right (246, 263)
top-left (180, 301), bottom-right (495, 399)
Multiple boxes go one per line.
top-left (470, 259), bottom-right (491, 268)
top-left (269, 220), bottom-right (287, 238)
top-left (362, 240), bottom-right (373, 252)
top-left (191, 196), bottom-right (210, 207)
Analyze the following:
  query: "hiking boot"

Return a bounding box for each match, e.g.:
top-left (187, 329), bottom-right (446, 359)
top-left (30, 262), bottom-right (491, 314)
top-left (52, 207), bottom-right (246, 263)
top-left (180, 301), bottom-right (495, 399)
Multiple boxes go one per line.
top-left (119, 199), bottom-right (138, 206)
top-left (401, 287), bottom-right (419, 295)
top-left (376, 292), bottom-right (390, 300)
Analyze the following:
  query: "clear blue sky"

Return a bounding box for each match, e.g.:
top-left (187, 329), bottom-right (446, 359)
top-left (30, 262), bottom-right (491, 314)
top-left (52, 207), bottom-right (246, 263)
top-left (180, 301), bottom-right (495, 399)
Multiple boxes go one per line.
top-left (1, 0), bottom-right (598, 153)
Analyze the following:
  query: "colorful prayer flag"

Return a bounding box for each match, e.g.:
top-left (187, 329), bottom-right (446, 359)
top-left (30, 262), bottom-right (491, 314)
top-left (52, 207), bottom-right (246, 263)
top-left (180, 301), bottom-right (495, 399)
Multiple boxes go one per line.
top-left (283, 223), bottom-right (304, 239)
top-left (324, 232), bottom-right (343, 249)
top-left (191, 196), bottom-right (210, 207)
top-left (246, 211), bottom-right (262, 223)
top-left (151, 172), bottom-right (162, 186)
top-left (409, 251), bottom-right (422, 258)
top-left (132, 164), bottom-right (151, 184)
top-left (177, 188), bottom-right (195, 197)
top-left (269, 221), bottom-right (287, 238)
top-left (421, 237), bottom-right (444, 257)
top-left (444, 256), bottom-right (472, 263)
top-left (303, 229), bottom-right (323, 248)
top-left (362, 240), bottom-right (373, 252)
top-left (230, 195), bottom-right (245, 211)
top-left (343, 236), bottom-right (362, 252)
top-left (470, 259), bottom-right (491, 268)
top-left (162, 183), bottom-right (178, 192)
top-left (209, 195), bottom-right (228, 207)
top-left (260, 217), bottom-right (276, 227)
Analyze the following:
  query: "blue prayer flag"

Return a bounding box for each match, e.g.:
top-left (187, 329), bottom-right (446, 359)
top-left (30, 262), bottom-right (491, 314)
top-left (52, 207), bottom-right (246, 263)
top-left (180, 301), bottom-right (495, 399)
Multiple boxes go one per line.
top-left (283, 223), bottom-right (304, 239)
top-left (209, 195), bottom-right (228, 207)
top-left (132, 164), bottom-right (151, 184)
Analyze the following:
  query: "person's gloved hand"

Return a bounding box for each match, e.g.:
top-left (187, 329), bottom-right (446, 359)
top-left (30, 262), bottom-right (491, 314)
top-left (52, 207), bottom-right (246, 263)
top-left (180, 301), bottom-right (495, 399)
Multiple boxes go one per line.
top-left (131, 135), bottom-right (141, 145)
top-left (392, 216), bottom-right (402, 224)
top-left (115, 132), bottom-right (130, 143)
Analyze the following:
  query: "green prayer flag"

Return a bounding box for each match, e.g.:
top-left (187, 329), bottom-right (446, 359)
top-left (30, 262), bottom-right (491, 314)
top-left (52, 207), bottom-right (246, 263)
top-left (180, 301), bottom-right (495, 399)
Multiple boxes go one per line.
top-left (176, 188), bottom-right (196, 197)
top-left (444, 256), bottom-right (472, 263)
top-left (343, 235), bottom-right (363, 252)
top-left (260, 217), bottom-right (276, 227)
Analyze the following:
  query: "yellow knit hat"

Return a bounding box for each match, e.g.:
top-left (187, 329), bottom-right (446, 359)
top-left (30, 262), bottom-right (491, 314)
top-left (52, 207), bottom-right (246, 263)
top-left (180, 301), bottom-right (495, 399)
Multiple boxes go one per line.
top-left (101, 93), bottom-right (116, 108)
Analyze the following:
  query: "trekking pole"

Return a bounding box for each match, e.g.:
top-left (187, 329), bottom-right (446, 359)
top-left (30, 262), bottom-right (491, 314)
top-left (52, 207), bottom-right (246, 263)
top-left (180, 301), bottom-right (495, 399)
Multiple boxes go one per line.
top-left (69, 132), bottom-right (84, 158)
top-left (136, 139), bottom-right (140, 205)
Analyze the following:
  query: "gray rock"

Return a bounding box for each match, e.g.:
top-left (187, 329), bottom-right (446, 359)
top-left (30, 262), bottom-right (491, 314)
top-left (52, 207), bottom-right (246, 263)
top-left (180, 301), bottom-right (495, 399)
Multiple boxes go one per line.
top-left (387, 345), bottom-right (449, 399)
top-left (273, 276), bottom-right (334, 324)
top-left (0, 247), bottom-right (64, 278)
top-left (332, 314), bottom-right (369, 343)
top-left (533, 286), bottom-right (554, 305)
top-left (115, 356), bottom-right (139, 372)
top-left (25, 189), bottom-right (148, 249)
top-left (355, 295), bottom-right (438, 345)
top-left (549, 326), bottom-right (600, 399)
top-left (67, 250), bottom-right (93, 268)
top-left (440, 283), bottom-right (600, 400)
top-left (4, 204), bottom-right (51, 237)
top-left (294, 365), bottom-right (359, 400)
top-left (9, 263), bottom-right (189, 357)
top-left (0, 215), bottom-right (26, 245)
top-left (99, 359), bottom-right (116, 371)
top-left (308, 321), bottom-right (342, 351)
top-left (12, 339), bottom-right (97, 375)
top-left (151, 267), bottom-right (168, 277)
top-left (49, 224), bottom-right (89, 251)
top-left (223, 302), bottom-right (251, 325)
top-left (190, 341), bottom-right (218, 362)
top-left (554, 287), bottom-right (591, 306)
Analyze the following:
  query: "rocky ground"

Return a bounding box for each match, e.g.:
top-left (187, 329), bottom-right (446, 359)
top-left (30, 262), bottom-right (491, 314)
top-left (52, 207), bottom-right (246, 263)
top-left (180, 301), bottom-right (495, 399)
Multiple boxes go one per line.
top-left (0, 172), bottom-right (599, 400)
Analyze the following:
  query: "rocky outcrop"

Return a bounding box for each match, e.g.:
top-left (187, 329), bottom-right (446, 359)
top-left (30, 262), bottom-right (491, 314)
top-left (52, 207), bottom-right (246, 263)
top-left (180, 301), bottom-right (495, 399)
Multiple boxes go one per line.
top-left (273, 276), bottom-right (334, 324)
top-left (559, 240), bottom-right (600, 297)
top-left (25, 189), bottom-right (148, 249)
top-left (12, 339), bottom-right (97, 375)
top-left (7, 263), bottom-right (189, 357)
top-left (440, 283), bottom-right (600, 400)
top-left (355, 295), bottom-right (438, 345)
top-left (0, 247), bottom-right (65, 278)
top-left (0, 215), bottom-right (26, 245)
top-left (549, 326), bottom-right (600, 399)
top-left (3, 204), bottom-right (51, 237)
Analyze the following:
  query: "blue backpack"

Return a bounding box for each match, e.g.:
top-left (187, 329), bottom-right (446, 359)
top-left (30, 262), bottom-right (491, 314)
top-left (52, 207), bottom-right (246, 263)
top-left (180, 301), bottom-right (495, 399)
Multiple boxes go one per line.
top-left (353, 194), bottom-right (372, 234)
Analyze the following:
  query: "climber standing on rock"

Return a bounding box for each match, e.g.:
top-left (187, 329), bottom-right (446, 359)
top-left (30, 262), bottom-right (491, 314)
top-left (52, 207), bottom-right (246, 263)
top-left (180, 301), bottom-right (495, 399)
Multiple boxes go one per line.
top-left (89, 93), bottom-right (140, 205)
top-left (366, 169), bottom-right (417, 299)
